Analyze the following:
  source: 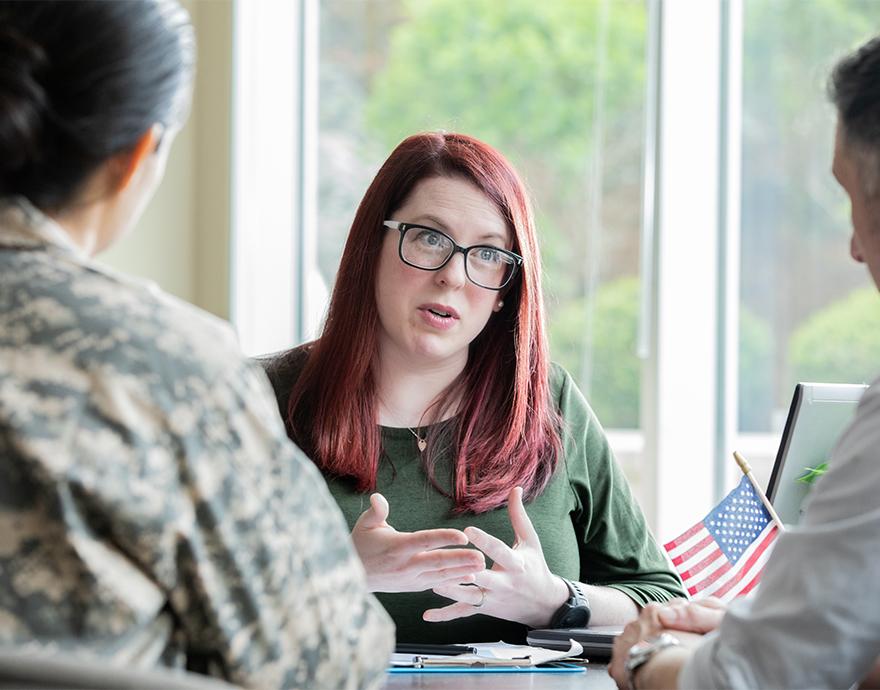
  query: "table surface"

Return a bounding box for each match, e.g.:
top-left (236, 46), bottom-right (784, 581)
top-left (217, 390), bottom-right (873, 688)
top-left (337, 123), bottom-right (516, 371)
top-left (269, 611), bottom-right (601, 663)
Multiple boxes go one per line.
top-left (380, 664), bottom-right (616, 690)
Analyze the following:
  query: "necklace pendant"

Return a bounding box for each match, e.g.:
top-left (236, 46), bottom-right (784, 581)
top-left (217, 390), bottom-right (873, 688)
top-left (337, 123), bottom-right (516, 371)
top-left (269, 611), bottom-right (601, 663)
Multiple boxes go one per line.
top-left (406, 425), bottom-right (427, 452)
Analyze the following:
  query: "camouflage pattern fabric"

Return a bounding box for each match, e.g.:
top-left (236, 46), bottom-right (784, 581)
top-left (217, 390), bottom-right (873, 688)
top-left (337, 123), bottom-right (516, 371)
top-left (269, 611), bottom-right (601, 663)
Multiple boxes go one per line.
top-left (0, 199), bottom-right (394, 689)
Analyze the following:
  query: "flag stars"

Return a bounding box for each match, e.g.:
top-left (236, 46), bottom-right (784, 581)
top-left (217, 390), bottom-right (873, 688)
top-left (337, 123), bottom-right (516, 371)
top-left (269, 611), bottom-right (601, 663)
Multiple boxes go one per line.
top-left (664, 477), bottom-right (780, 602)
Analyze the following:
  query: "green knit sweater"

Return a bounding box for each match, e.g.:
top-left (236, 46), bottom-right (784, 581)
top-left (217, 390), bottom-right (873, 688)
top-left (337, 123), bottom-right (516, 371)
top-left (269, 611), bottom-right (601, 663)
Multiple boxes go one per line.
top-left (261, 348), bottom-right (684, 643)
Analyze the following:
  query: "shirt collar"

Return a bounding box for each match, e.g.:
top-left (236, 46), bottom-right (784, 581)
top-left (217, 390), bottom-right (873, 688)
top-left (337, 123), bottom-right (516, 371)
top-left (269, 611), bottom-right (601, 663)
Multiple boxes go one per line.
top-left (0, 196), bottom-right (90, 261)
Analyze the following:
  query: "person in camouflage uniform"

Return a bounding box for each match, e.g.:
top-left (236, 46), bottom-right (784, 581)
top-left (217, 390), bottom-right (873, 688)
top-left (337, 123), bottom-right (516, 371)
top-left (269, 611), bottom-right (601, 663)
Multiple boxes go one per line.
top-left (0, 2), bottom-right (393, 688)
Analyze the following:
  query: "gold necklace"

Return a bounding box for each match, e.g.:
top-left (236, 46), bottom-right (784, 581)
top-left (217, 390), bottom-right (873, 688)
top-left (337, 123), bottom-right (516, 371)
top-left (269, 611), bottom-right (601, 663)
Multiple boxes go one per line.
top-left (408, 427), bottom-right (427, 452)
top-left (380, 398), bottom-right (428, 452)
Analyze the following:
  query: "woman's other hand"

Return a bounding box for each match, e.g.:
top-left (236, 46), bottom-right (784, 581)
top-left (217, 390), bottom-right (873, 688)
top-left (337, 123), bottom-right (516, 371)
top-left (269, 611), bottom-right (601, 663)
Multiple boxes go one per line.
top-left (423, 486), bottom-right (568, 628)
top-left (351, 493), bottom-right (485, 593)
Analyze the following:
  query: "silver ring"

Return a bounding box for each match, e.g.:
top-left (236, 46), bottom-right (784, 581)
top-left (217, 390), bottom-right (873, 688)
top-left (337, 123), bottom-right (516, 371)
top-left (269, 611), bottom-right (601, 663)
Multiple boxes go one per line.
top-left (473, 586), bottom-right (486, 608)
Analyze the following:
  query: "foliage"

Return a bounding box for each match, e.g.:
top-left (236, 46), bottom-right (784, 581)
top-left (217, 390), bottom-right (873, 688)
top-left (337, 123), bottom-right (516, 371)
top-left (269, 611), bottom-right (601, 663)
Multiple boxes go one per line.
top-left (365, 0), bottom-right (647, 303)
top-left (550, 277), bottom-right (640, 429)
top-left (738, 0), bottom-right (878, 425)
top-left (789, 286), bottom-right (880, 386)
top-left (351, 0), bottom-right (879, 436)
top-left (366, 0), bottom-right (645, 179)
top-left (363, 0), bottom-right (648, 431)
top-left (796, 462), bottom-right (829, 484)
top-left (738, 307), bottom-right (774, 431)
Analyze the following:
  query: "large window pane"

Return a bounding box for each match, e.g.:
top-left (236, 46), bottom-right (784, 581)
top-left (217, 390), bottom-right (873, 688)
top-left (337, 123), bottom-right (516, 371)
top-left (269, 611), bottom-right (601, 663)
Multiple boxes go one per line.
top-left (317, 0), bottom-right (648, 495)
top-left (738, 0), bottom-right (877, 481)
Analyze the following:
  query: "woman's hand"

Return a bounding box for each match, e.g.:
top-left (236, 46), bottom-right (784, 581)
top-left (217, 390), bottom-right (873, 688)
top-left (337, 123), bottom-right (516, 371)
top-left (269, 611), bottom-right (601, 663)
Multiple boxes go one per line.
top-left (351, 493), bottom-right (485, 593)
top-left (422, 486), bottom-right (568, 628)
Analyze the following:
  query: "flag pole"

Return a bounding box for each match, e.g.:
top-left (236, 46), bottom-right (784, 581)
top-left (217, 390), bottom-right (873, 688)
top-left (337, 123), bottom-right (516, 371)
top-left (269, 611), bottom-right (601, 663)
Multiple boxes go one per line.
top-left (733, 451), bottom-right (786, 533)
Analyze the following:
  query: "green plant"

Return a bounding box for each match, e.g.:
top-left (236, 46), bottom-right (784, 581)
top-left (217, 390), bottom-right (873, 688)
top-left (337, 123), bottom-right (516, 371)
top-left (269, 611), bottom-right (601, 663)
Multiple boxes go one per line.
top-left (790, 287), bottom-right (880, 386)
top-left (796, 462), bottom-right (829, 484)
top-left (549, 277), bottom-right (640, 429)
top-left (738, 308), bottom-right (774, 431)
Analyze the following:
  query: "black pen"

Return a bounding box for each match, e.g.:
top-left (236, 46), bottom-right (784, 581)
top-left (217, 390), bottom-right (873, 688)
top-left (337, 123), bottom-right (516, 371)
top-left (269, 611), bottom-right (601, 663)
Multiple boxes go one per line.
top-left (394, 643), bottom-right (477, 656)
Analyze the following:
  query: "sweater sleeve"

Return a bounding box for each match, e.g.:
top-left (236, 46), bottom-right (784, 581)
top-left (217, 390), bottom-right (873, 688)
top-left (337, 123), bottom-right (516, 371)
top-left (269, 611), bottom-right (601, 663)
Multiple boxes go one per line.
top-left (554, 364), bottom-right (686, 605)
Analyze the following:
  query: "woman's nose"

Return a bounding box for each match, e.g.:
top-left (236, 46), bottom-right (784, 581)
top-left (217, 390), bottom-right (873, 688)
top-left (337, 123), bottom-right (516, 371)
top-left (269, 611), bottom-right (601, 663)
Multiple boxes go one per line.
top-left (435, 251), bottom-right (468, 288)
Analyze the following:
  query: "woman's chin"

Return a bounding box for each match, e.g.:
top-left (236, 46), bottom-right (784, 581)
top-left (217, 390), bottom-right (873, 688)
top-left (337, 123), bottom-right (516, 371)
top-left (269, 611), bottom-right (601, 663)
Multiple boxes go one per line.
top-left (409, 336), bottom-right (464, 365)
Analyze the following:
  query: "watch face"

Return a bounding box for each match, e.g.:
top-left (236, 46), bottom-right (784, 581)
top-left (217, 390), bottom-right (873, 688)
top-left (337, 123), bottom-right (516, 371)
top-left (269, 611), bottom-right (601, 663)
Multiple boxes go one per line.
top-left (561, 607), bottom-right (591, 628)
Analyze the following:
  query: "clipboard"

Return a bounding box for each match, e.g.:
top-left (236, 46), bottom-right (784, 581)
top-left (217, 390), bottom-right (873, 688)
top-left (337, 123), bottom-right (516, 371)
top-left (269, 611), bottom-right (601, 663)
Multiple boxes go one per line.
top-left (388, 661), bottom-right (586, 674)
top-left (389, 640), bottom-right (584, 672)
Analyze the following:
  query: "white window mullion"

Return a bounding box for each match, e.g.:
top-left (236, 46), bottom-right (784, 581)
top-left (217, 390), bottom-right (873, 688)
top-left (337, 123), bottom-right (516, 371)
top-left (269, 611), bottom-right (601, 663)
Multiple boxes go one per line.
top-left (299, 0), bottom-right (322, 342)
top-left (719, 0), bottom-right (744, 494)
top-left (231, 0), bottom-right (299, 356)
top-left (650, 0), bottom-right (722, 540)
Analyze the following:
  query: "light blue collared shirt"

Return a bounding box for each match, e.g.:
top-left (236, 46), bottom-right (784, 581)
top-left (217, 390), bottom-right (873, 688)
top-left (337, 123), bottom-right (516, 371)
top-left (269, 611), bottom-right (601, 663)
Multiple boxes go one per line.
top-left (680, 379), bottom-right (880, 689)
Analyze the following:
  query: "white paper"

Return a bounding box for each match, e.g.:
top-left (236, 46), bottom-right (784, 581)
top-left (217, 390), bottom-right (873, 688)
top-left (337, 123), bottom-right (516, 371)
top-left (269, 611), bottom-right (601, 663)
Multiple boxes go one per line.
top-left (390, 640), bottom-right (583, 667)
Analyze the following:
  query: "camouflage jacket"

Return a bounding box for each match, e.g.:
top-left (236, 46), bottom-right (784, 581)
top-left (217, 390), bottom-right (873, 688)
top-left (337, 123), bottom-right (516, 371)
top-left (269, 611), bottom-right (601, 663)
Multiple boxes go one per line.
top-left (0, 199), bottom-right (394, 688)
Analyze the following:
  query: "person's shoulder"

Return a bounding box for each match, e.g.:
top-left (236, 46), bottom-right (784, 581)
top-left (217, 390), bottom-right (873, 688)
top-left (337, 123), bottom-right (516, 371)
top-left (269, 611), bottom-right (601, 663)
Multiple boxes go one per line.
top-left (33, 253), bottom-right (246, 386)
top-left (101, 266), bottom-right (244, 372)
top-left (835, 376), bottom-right (880, 458)
top-left (548, 361), bottom-right (594, 416)
top-left (547, 362), bottom-right (584, 417)
top-left (255, 342), bottom-right (314, 397)
top-left (548, 361), bottom-right (573, 398)
top-left (858, 376), bottom-right (880, 411)
top-left (547, 362), bottom-right (613, 465)
top-left (835, 377), bottom-right (880, 450)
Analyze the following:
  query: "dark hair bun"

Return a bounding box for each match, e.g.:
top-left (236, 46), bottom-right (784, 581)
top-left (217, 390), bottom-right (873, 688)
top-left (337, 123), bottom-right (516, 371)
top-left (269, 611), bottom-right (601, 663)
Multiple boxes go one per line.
top-left (0, 0), bottom-right (194, 210)
top-left (0, 26), bottom-right (48, 181)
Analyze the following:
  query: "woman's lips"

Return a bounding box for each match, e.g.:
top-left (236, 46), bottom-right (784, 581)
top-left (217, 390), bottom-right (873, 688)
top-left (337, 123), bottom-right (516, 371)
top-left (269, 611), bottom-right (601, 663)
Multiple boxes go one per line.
top-left (418, 305), bottom-right (459, 330)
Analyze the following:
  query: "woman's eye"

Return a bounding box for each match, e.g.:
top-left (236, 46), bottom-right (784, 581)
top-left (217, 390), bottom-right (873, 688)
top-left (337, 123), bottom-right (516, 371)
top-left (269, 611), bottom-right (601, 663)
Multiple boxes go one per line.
top-left (417, 230), bottom-right (445, 247)
top-left (478, 248), bottom-right (500, 262)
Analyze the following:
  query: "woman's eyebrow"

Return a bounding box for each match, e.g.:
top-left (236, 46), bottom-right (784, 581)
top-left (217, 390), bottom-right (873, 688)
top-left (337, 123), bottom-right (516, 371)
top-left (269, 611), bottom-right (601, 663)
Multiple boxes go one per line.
top-left (409, 214), bottom-right (449, 231)
top-left (408, 215), bottom-right (509, 245)
top-left (476, 231), bottom-right (508, 244)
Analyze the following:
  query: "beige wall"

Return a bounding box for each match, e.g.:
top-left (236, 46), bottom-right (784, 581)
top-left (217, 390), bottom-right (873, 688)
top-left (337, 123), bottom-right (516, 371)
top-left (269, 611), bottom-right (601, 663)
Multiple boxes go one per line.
top-left (100, 0), bottom-right (233, 320)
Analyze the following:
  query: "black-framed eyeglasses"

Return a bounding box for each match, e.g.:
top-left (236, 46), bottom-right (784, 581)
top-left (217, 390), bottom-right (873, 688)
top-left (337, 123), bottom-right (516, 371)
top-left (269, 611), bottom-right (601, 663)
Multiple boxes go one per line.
top-left (383, 220), bottom-right (523, 291)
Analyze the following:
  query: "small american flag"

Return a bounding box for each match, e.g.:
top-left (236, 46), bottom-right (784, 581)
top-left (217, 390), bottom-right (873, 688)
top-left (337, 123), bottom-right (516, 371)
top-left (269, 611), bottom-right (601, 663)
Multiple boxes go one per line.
top-left (664, 476), bottom-right (780, 602)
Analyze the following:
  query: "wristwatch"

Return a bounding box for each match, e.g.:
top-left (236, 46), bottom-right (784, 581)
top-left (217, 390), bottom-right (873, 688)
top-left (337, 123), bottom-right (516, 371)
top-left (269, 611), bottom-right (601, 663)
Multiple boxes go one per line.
top-left (624, 632), bottom-right (681, 690)
top-left (548, 577), bottom-right (591, 628)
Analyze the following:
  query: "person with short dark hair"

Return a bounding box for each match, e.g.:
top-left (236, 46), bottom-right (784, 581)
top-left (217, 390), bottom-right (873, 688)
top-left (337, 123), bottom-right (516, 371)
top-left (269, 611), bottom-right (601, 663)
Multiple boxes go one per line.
top-left (608, 34), bottom-right (880, 690)
top-left (0, 2), bottom-right (393, 687)
top-left (261, 131), bottom-right (684, 644)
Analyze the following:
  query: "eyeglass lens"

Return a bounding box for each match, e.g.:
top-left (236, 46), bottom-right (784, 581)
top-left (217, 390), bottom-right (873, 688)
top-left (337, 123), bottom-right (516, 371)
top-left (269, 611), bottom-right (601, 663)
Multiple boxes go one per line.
top-left (401, 225), bottom-right (516, 289)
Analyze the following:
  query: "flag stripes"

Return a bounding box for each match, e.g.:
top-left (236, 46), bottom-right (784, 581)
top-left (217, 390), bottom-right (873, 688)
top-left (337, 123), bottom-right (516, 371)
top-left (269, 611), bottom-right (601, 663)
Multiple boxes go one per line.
top-left (664, 476), bottom-right (780, 603)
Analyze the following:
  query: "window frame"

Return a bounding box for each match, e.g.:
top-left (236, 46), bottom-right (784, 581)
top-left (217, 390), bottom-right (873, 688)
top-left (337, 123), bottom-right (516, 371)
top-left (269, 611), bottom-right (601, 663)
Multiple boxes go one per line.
top-left (231, 0), bottom-right (751, 538)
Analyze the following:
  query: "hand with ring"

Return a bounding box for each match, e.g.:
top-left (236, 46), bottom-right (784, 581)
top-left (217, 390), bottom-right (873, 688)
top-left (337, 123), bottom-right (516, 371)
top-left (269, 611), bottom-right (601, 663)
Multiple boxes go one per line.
top-left (463, 582), bottom-right (487, 608)
top-left (423, 486), bottom-right (569, 628)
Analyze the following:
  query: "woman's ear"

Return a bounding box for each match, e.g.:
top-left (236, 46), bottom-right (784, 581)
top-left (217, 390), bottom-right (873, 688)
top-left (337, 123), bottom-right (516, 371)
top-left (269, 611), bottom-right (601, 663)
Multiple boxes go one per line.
top-left (494, 282), bottom-right (515, 312)
top-left (108, 124), bottom-right (162, 194)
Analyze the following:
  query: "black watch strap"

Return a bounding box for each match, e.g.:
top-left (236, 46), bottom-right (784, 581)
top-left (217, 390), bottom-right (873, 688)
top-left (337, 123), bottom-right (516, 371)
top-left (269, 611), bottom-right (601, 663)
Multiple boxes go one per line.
top-left (549, 577), bottom-right (591, 629)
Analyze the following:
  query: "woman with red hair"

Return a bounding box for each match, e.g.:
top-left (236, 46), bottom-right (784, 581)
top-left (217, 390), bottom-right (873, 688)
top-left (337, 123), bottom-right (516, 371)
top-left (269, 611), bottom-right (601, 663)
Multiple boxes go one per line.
top-left (261, 132), bottom-right (684, 643)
